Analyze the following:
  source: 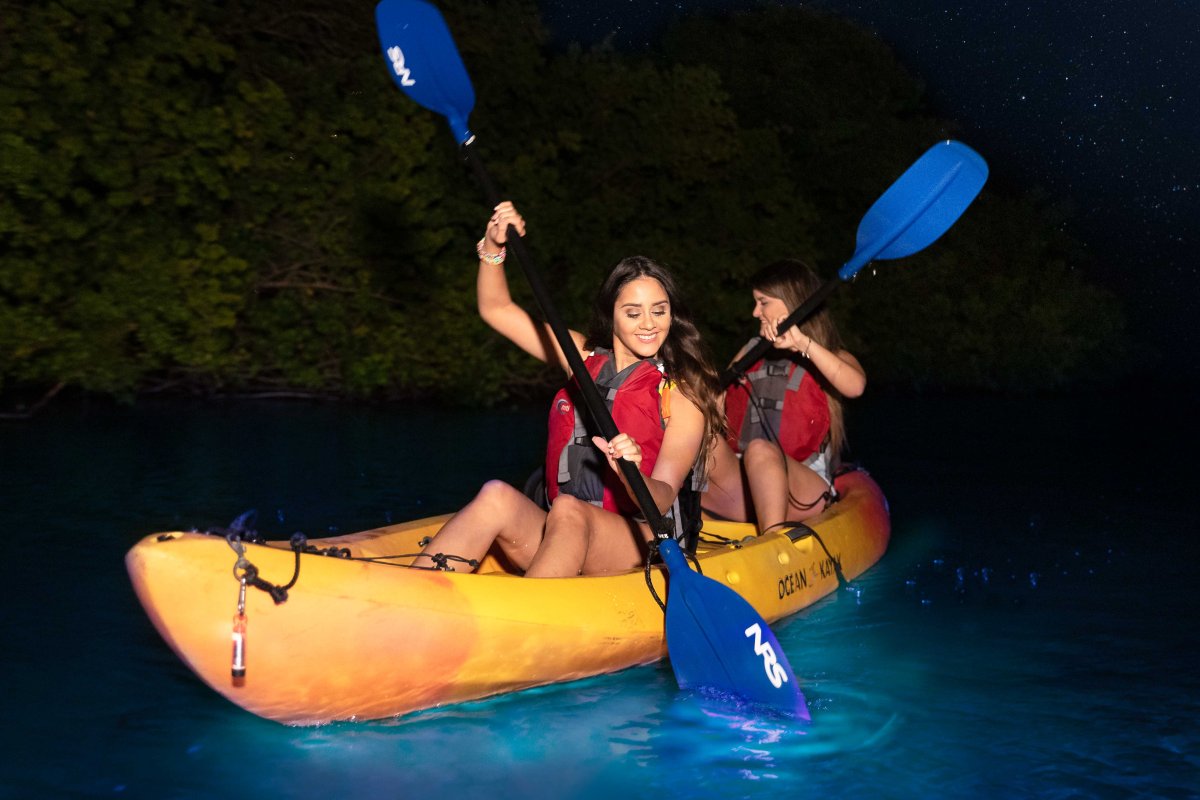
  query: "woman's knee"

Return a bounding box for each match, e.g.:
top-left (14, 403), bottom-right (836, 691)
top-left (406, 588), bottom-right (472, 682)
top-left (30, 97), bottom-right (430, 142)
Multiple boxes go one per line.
top-left (743, 438), bottom-right (782, 468)
top-left (545, 494), bottom-right (591, 531)
top-left (474, 479), bottom-right (523, 510)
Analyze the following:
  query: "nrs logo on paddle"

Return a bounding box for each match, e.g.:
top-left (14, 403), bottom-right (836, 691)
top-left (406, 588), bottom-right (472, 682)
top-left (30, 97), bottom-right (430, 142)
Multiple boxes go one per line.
top-left (744, 623), bottom-right (789, 689)
top-left (386, 46), bottom-right (415, 86)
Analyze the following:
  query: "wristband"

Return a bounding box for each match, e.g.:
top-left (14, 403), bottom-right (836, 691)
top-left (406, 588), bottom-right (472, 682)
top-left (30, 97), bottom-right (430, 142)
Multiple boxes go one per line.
top-left (476, 238), bottom-right (506, 265)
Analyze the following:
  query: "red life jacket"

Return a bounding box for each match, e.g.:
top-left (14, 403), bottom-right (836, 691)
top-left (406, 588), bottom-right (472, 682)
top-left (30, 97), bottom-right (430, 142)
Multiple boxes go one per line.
top-left (724, 355), bottom-right (831, 463)
top-left (545, 348), bottom-right (667, 516)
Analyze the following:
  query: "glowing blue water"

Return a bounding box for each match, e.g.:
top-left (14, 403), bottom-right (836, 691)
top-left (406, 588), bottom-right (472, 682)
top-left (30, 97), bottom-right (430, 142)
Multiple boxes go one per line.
top-left (1, 391), bottom-right (1195, 798)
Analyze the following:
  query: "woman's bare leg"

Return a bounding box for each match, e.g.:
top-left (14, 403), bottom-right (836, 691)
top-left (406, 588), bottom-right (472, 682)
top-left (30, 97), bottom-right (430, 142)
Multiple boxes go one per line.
top-left (743, 439), bottom-right (789, 531)
top-left (525, 494), bottom-right (650, 577)
top-left (742, 439), bottom-right (832, 531)
top-left (780, 457), bottom-right (833, 524)
top-left (413, 480), bottom-right (547, 572)
top-left (700, 437), bottom-right (753, 522)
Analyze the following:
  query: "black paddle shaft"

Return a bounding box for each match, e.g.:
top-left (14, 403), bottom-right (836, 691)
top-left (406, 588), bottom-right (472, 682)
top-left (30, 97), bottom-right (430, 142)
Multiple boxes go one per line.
top-left (461, 142), bottom-right (676, 542)
top-left (718, 277), bottom-right (841, 387)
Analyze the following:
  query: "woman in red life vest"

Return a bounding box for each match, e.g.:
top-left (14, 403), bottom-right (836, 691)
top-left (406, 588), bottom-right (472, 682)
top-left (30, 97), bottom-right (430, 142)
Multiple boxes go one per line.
top-left (702, 260), bottom-right (866, 532)
top-left (413, 202), bottom-right (724, 576)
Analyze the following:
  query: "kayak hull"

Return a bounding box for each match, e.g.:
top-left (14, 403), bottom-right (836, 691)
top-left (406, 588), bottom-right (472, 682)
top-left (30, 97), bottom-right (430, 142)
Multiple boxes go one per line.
top-left (126, 469), bottom-right (889, 725)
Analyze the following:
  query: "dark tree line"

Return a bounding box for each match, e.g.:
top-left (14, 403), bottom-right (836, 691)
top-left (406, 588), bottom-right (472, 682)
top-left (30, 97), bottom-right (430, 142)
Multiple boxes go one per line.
top-left (0, 0), bottom-right (1125, 410)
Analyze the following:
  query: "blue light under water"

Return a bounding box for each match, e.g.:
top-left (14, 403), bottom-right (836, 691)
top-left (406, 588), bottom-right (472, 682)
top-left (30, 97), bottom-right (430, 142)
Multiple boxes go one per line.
top-left (0, 390), bottom-right (1194, 798)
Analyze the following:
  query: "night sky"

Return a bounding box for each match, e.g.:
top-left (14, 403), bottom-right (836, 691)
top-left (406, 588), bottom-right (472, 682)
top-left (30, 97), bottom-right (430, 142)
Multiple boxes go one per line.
top-left (537, 0), bottom-right (1199, 377)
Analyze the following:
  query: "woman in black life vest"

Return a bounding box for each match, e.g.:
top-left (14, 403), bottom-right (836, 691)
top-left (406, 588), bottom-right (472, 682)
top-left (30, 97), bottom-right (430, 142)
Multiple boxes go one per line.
top-left (701, 260), bottom-right (866, 532)
top-left (414, 202), bottom-right (724, 576)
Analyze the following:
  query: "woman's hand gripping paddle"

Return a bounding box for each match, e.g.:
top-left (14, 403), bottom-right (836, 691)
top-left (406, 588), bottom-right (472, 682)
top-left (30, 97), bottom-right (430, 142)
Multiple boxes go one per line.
top-left (374, 0), bottom-right (808, 718)
top-left (721, 140), bottom-right (988, 385)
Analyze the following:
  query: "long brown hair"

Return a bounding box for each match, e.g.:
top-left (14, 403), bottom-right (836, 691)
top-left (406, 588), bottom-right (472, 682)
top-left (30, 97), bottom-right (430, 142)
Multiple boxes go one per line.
top-left (585, 256), bottom-right (725, 474)
top-left (749, 258), bottom-right (849, 461)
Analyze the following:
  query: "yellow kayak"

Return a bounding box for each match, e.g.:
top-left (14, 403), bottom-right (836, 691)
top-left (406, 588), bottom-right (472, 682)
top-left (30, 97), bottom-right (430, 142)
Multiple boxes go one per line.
top-left (126, 469), bottom-right (890, 725)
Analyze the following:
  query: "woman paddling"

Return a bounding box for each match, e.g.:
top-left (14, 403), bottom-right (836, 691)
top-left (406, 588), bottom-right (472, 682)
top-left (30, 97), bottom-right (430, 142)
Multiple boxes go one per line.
top-left (701, 259), bottom-right (866, 532)
top-left (414, 202), bottom-right (724, 576)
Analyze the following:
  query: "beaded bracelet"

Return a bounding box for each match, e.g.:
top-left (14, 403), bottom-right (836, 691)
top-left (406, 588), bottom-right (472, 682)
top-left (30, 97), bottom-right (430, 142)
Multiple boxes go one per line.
top-left (476, 238), bottom-right (506, 265)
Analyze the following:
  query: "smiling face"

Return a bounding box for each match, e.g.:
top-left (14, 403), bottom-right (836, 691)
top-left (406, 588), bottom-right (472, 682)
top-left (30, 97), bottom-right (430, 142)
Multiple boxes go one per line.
top-left (752, 289), bottom-right (790, 337)
top-left (610, 276), bottom-right (672, 369)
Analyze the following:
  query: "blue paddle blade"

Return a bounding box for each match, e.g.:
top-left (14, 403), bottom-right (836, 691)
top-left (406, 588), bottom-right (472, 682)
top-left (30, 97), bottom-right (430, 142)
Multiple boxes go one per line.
top-left (375, 0), bottom-right (476, 143)
top-left (839, 140), bottom-right (988, 280)
top-left (659, 540), bottom-right (810, 720)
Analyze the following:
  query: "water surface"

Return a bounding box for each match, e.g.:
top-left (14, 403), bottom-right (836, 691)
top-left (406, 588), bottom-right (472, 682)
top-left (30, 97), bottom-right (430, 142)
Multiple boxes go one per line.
top-left (1, 390), bottom-right (1195, 798)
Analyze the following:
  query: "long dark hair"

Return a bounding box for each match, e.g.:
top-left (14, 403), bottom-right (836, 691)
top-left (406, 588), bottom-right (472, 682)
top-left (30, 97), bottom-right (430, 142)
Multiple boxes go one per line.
top-left (749, 258), bottom-right (849, 460)
top-left (584, 256), bottom-right (724, 473)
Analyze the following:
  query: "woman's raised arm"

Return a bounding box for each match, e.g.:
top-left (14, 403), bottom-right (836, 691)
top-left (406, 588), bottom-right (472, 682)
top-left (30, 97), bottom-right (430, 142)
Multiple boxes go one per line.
top-left (475, 202), bottom-right (586, 372)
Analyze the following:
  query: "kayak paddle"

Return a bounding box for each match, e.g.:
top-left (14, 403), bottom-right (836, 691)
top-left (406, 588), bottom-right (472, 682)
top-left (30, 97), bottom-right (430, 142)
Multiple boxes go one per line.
top-left (721, 140), bottom-right (988, 385)
top-left (375, 0), bottom-right (809, 718)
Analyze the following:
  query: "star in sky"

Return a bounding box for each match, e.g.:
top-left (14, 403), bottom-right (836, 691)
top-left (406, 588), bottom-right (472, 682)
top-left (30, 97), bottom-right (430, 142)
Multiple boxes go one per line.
top-left (537, 0), bottom-right (1199, 366)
